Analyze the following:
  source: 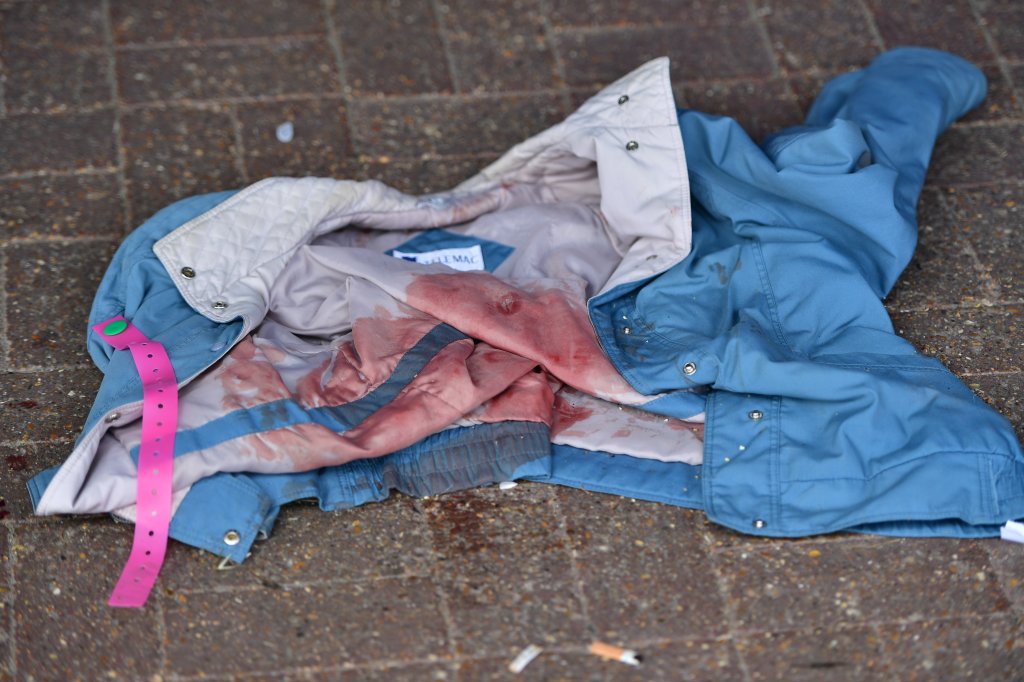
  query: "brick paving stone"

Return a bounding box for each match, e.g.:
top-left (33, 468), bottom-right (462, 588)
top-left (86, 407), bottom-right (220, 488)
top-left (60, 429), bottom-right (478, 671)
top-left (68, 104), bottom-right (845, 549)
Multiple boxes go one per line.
top-left (885, 188), bottom-right (987, 311)
top-left (346, 156), bottom-right (497, 196)
top-left (736, 625), bottom-right (885, 682)
top-left (547, 0), bottom-right (750, 28)
top-left (461, 638), bottom-right (740, 681)
top-left (929, 124), bottom-right (1024, 187)
top-left (231, 666), bottom-right (455, 681)
top-left (1011, 64), bottom-right (1024, 112)
top-left (1, 46), bottom-right (111, 114)
top-left (5, 240), bottom-right (118, 367)
top-left (0, 0), bottom-right (105, 50)
top-left (968, 373), bottom-right (1024, 438)
top-left (121, 105), bottom-right (243, 223)
top-left (438, 0), bottom-right (559, 93)
top-left (557, 23), bottom-right (774, 88)
top-left (110, 0), bottom-right (326, 44)
top-left (348, 94), bottom-right (564, 157)
top-left (0, 172), bottom-right (122, 240)
top-left (333, 0), bottom-right (453, 95)
top-left (116, 40), bottom-right (340, 104)
top-left (891, 306), bottom-right (1024, 375)
top-left (424, 484), bottom-right (557, 580)
top-left (0, 369), bottom-right (101, 443)
top-left (456, 652), bottom-right (606, 681)
top-left (677, 78), bottom-right (802, 143)
top-left (557, 488), bottom-right (728, 643)
top-left (716, 538), bottom-right (1010, 632)
top-left (10, 520), bottom-right (161, 679)
top-left (786, 72), bottom-right (833, 118)
top-left (337, 662), bottom-right (454, 681)
top-left (757, 0), bottom-right (878, 72)
top-left (945, 185), bottom-right (1024, 303)
top-left (864, 0), bottom-right (995, 62)
top-left (962, 63), bottom-right (1022, 123)
top-left (238, 98), bottom-right (350, 180)
top-left (425, 485), bottom-right (588, 655)
top-left (0, 530), bottom-right (11, 682)
top-left (987, 538), bottom-right (1024, 612)
top-left (163, 576), bottom-right (448, 676)
top-left (0, 441), bottom-right (70, 520)
top-left (975, 0), bottom-right (1024, 60)
top-left (161, 496), bottom-right (434, 591)
top-left (0, 111), bottom-right (116, 175)
top-left (878, 614), bottom-right (1024, 680)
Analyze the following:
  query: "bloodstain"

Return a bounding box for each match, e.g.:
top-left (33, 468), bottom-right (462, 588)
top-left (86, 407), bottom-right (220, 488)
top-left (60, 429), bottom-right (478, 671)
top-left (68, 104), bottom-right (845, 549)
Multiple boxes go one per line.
top-left (294, 310), bottom-right (441, 409)
top-left (425, 493), bottom-right (494, 554)
top-left (236, 335), bottom-right (539, 472)
top-left (550, 394), bottom-right (594, 438)
top-left (5, 455), bottom-right (29, 471)
top-left (352, 306), bottom-right (439, 363)
top-left (216, 337), bottom-right (292, 410)
top-left (496, 292), bottom-right (522, 315)
top-left (0, 511), bottom-right (8, 520)
top-left (612, 427), bottom-right (632, 438)
top-left (404, 272), bottom-right (645, 403)
top-left (6, 400), bottom-right (38, 409)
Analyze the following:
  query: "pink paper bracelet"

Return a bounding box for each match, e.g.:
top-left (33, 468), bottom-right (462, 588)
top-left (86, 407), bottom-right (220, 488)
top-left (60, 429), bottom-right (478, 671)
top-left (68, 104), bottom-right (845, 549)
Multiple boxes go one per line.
top-left (94, 316), bottom-right (178, 608)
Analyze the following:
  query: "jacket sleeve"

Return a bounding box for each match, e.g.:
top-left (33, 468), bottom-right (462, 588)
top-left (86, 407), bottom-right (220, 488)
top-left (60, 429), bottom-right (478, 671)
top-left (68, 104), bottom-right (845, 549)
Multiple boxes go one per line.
top-left (761, 47), bottom-right (986, 297)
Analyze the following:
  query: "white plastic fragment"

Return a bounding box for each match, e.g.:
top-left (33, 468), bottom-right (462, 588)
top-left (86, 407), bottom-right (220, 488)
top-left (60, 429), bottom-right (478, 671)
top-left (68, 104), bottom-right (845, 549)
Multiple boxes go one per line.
top-left (275, 121), bottom-right (294, 143)
top-left (1000, 520), bottom-right (1024, 544)
top-left (499, 481), bottom-right (518, 491)
top-left (508, 644), bottom-right (543, 673)
top-left (589, 641), bottom-right (642, 666)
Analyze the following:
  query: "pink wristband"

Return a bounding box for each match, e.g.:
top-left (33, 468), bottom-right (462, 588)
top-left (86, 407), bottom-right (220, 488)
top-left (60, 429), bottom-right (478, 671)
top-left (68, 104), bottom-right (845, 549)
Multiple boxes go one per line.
top-left (94, 316), bottom-right (178, 608)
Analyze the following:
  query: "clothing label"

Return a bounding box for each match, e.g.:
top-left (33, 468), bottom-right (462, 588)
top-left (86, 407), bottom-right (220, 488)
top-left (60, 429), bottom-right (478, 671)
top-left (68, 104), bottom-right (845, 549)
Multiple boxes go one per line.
top-left (1000, 520), bottom-right (1024, 544)
top-left (392, 245), bottom-right (485, 271)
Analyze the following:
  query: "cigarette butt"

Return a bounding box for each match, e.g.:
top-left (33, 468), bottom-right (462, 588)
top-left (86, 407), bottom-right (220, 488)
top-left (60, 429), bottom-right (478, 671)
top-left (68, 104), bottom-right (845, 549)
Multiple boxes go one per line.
top-left (509, 644), bottom-right (543, 673)
top-left (589, 641), bottom-right (642, 666)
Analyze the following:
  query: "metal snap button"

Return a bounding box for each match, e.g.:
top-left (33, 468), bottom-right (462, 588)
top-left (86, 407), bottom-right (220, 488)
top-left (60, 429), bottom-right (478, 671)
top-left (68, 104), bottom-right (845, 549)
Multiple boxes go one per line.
top-left (625, 140), bottom-right (639, 152)
top-left (753, 519), bottom-right (767, 529)
top-left (223, 530), bottom-right (241, 546)
top-left (618, 95), bottom-right (630, 105)
top-left (212, 301), bottom-right (228, 310)
top-left (180, 267), bottom-right (196, 279)
top-left (748, 410), bottom-right (764, 421)
top-left (682, 362), bottom-right (697, 375)
top-left (105, 412), bottom-right (121, 423)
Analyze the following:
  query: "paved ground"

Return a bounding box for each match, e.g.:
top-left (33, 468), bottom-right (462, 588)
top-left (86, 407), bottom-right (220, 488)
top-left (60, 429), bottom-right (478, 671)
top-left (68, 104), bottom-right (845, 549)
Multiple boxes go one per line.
top-left (0, 0), bottom-right (1022, 680)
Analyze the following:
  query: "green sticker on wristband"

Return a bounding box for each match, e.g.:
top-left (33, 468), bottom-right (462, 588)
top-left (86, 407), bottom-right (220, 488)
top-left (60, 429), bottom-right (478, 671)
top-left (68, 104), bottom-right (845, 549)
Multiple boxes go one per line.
top-left (103, 320), bottom-right (128, 336)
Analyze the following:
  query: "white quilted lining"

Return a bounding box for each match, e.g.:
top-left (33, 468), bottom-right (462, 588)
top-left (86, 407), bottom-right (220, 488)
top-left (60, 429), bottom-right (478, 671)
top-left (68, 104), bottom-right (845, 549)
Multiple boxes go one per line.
top-left (154, 57), bottom-right (692, 332)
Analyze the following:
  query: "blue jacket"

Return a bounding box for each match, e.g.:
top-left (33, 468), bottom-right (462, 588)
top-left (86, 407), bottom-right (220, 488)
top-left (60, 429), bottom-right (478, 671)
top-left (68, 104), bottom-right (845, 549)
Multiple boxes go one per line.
top-left (29, 48), bottom-right (1024, 563)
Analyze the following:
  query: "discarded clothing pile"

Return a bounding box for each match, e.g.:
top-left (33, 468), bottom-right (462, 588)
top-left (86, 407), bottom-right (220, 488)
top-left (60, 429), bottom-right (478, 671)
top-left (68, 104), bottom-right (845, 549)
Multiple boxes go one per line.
top-left (30, 48), bottom-right (1024, 571)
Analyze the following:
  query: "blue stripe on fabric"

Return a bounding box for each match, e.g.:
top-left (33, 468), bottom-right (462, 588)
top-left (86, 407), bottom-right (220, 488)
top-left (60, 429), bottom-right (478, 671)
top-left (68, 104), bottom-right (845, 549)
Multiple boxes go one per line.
top-left (385, 229), bottom-right (514, 272)
top-left (132, 323), bottom-right (467, 461)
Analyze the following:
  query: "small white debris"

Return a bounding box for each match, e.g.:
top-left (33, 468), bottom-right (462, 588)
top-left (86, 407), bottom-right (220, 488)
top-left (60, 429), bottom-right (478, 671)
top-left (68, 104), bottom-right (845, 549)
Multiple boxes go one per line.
top-left (509, 644), bottom-right (543, 673)
top-left (275, 121), bottom-right (294, 143)
top-left (498, 481), bottom-right (518, 491)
